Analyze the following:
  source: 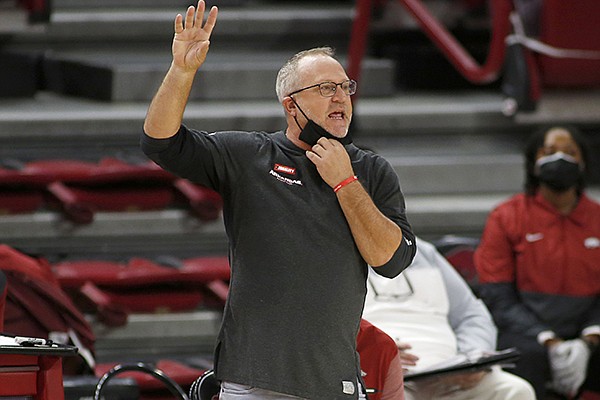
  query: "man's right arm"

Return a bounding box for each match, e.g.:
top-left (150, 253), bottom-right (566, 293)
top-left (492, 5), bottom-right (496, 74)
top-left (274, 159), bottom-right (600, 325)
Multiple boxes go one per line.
top-left (144, 65), bottom-right (197, 139)
top-left (143, 1), bottom-right (218, 139)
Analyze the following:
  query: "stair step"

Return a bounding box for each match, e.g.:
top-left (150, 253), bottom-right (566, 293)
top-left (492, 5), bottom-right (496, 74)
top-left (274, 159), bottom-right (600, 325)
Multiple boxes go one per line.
top-left (391, 154), bottom-right (524, 195)
top-left (0, 91), bottom-right (514, 146)
top-left (42, 51), bottom-right (394, 101)
top-left (91, 310), bottom-right (222, 361)
top-left (10, 5), bottom-right (353, 47)
top-left (0, 210), bottom-right (228, 258)
top-left (52, 0), bottom-right (249, 9)
top-left (0, 5), bottom-right (29, 34)
top-left (2, 188), bottom-right (599, 257)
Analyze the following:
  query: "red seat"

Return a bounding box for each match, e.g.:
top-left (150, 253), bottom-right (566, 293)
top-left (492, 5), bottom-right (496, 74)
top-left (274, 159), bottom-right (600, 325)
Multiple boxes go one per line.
top-left (432, 235), bottom-right (480, 293)
top-left (24, 158), bottom-right (175, 223)
top-left (53, 256), bottom-right (230, 314)
top-left (0, 166), bottom-right (45, 214)
top-left (0, 157), bottom-right (223, 223)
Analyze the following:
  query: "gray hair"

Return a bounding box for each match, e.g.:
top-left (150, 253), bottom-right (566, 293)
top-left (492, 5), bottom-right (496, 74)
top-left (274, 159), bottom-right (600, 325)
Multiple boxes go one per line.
top-left (275, 46), bottom-right (336, 103)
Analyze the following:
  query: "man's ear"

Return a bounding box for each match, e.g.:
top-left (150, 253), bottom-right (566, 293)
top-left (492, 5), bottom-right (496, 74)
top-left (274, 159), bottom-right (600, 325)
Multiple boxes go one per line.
top-left (283, 97), bottom-right (296, 117)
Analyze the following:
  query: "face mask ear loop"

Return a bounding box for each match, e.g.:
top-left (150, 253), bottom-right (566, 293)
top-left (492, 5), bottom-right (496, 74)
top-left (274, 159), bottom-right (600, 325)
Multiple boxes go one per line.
top-left (289, 96), bottom-right (310, 131)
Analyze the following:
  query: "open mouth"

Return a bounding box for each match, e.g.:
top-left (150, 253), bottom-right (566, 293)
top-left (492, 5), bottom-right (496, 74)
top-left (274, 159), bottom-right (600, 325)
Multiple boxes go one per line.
top-left (328, 111), bottom-right (345, 120)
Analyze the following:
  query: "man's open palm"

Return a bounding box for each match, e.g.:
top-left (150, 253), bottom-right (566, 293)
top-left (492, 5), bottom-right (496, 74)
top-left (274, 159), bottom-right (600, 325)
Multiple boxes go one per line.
top-left (172, 0), bottom-right (218, 71)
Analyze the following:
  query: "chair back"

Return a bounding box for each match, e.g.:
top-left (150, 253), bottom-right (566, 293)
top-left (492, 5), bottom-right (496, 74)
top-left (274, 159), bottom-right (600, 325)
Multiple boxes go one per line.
top-left (432, 235), bottom-right (480, 294)
top-left (189, 369), bottom-right (220, 400)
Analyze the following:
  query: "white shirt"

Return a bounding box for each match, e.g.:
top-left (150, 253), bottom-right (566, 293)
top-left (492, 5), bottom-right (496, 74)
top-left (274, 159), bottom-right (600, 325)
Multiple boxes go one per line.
top-left (362, 239), bottom-right (497, 371)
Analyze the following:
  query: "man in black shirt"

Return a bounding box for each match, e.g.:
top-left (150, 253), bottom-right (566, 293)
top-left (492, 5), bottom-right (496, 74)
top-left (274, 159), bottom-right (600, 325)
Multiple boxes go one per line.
top-left (142, 2), bottom-right (416, 398)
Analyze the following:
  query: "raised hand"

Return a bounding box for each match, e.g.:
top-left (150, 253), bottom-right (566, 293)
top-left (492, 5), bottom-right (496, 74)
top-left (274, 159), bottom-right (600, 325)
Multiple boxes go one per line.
top-left (172, 0), bottom-right (218, 72)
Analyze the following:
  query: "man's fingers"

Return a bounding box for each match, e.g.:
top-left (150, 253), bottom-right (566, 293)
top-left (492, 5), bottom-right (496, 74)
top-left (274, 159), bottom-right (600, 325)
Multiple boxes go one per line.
top-left (310, 143), bottom-right (326, 157)
top-left (174, 13), bottom-right (183, 34)
top-left (184, 5), bottom-right (195, 29)
top-left (399, 356), bottom-right (417, 366)
top-left (305, 151), bottom-right (320, 164)
top-left (395, 341), bottom-right (411, 350)
top-left (400, 353), bottom-right (419, 362)
top-left (204, 6), bottom-right (219, 34)
top-left (316, 137), bottom-right (337, 149)
top-left (195, 0), bottom-right (206, 27)
top-left (311, 138), bottom-right (339, 156)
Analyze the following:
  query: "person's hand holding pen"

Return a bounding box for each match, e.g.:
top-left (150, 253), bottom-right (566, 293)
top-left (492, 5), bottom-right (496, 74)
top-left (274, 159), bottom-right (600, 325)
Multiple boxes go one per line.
top-left (172, 0), bottom-right (218, 73)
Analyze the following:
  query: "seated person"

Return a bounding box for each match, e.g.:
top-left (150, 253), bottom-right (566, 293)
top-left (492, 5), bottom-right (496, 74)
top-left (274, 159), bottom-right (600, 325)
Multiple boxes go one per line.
top-left (362, 237), bottom-right (536, 400)
top-left (357, 318), bottom-right (404, 400)
top-left (474, 125), bottom-right (600, 399)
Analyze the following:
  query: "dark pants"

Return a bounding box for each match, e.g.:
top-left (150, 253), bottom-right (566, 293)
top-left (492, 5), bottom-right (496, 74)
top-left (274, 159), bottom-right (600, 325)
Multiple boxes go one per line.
top-left (499, 332), bottom-right (600, 399)
top-left (499, 332), bottom-right (550, 399)
top-left (580, 345), bottom-right (600, 395)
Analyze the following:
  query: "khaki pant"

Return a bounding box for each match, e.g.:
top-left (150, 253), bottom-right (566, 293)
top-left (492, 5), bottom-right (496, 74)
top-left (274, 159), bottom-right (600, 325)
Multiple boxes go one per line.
top-left (404, 366), bottom-right (536, 400)
top-left (219, 380), bottom-right (367, 399)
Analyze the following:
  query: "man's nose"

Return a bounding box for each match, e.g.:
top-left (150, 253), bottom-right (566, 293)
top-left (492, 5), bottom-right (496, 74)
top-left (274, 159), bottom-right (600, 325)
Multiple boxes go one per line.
top-left (331, 87), bottom-right (349, 102)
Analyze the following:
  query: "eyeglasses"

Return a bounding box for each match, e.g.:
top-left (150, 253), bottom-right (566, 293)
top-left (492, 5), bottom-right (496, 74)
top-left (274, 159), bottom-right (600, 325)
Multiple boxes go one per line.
top-left (368, 273), bottom-right (414, 302)
top-left (288, 79), bottom-right (357, 98)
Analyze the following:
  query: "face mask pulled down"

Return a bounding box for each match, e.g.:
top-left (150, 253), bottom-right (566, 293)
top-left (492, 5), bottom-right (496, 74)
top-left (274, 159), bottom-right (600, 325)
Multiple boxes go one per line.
top-left (291, 98), bottom-right (352, 146)
top-left (535, 152), bottom-right (583, 192)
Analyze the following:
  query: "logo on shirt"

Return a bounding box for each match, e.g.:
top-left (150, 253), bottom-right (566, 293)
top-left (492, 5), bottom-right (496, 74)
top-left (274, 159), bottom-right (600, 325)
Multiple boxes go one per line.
top-left (341, 381), bottom-right (355, 395)
top-left (269, 169), bottom-right (303, 187)
top-left (273, 163), bottom-right (296, 176)
top-left (584, 237), bottom-right (600, 249)
top-left (525, 232), bottom-right (544, 243)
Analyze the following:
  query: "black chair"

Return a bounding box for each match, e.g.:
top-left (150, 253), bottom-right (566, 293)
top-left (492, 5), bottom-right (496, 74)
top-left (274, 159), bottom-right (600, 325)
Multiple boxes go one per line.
top-left (94, 363), bottom-right (188, 400)
top-left (189, 369), bottom-right (220, 400)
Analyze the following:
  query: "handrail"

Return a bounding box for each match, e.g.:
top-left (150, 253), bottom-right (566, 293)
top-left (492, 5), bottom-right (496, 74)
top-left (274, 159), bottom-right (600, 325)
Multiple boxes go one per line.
top-left (347, 0), bottom-right (375, 91)
top-left (348, 0), bottom-right (514, 96)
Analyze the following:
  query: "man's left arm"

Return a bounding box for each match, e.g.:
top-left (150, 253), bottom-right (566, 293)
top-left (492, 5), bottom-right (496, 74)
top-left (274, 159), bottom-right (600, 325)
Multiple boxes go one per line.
top-left (306, 138), bottom-right (415, 271)
top-left (335, 180), bottom-right (403, 266)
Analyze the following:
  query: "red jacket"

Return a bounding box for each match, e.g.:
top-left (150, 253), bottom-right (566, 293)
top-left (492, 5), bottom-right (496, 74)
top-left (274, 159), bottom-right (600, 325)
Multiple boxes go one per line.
top-left (475, 192), bottom-right (600, 339)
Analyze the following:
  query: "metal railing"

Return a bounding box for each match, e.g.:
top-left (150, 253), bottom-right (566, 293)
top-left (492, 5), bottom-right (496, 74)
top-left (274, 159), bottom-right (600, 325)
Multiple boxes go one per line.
top-left (348, 0), bottom-right (514, 96)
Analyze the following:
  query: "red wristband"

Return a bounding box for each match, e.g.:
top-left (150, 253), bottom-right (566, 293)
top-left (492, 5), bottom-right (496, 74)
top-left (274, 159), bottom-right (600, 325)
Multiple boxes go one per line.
top-left (333, 175), bottom-right (358, 193)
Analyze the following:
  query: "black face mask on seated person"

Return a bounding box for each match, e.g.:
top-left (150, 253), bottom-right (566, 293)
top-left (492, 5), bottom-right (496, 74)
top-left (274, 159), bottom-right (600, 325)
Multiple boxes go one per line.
top-left (535, 151), bottom-right (583, 192)
top-left (290, 98), bottom-right (352, 146)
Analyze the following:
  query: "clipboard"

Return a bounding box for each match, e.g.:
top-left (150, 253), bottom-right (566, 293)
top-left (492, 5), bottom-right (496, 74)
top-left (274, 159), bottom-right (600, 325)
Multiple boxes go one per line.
top-left (403, 348), bottom-right (520, 381)
top-left (0, 334), bottom-right (78, 357)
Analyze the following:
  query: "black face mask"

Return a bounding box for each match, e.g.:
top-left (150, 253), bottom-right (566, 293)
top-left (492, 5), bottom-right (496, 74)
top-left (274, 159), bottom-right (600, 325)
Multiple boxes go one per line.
top-left (290, 98), bottom-right (352, 146)
top-left (535, 152), bottom-right (582, 192)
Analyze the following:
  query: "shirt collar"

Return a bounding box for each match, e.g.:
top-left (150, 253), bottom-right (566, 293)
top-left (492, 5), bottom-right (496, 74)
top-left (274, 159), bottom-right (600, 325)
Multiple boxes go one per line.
top-left (533, 191), bottom-right (591, 226)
